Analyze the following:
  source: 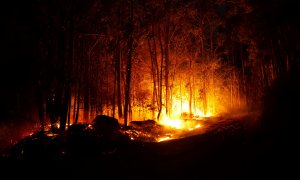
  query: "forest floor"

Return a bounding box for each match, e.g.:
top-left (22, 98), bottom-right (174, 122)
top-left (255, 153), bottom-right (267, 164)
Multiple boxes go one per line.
top-left (0, 113), bottom-right (298, 180)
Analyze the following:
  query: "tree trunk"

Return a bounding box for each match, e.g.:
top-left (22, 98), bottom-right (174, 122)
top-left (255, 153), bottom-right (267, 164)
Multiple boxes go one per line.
top-left (124, 1), bottom-right (134, 127)
top-left (147, 35), bottom-right (158, 120)
top-left (164, 22), bottom-right (170, 117)
top-left (189, 57), bottom-right (192, 118)
top-left (75, 78), bottom-right (81, 124)
top-left (157, 28), bottom-right (164, 121)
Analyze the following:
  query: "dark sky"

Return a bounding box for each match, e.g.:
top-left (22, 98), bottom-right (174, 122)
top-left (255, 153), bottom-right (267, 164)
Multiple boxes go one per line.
top-left (1, 2), bottom-right (34, 78)
top-left (0, 1), bottom-right (35, 116)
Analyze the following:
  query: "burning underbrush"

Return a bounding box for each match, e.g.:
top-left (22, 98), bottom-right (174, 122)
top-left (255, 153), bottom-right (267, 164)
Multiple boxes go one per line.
top-left (3, 114), bottom-right (244, 160)
top-left (124, 118), bottom-right (204, 142)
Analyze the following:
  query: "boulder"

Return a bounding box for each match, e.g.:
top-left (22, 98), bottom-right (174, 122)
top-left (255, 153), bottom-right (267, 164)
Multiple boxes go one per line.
top-left (92, 115), bottom-right (120, 133)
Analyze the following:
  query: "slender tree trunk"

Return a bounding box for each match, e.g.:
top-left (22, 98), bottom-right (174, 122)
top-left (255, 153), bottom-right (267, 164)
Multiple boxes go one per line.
top-left (67, 9), bottom-right (74, 127)
top-left (203, 71), bottom-right (207, 116)
top-left (113, 60), bottom-right (116, 118)
top-left (116, 42), bottom-right (123, 119)
top-left (147, 35), bottom-right (158, 120)
top-left (37, 85), bottom-right (45, 131)
top-left (124, 1), bottom-right (134, 127)
top-left (75, 79), bottom-right (81, 124)
top-left (67, 88), bottom-right (71, 127)
top-left (189, 57), bottom-right (192, 118)
top-left (157, 28), bottom-right (164, 121)
top-left (164, 22), bottom-right (170, 117)
top-left (84, 76), bottom-right (90, 122)
top-left (60, 84), bottom-right (70, 132)
top-left (73, 86), bottom-right (77, 122)
top-left (180, 77), bottom-right (182, 114)
top-left (74, 36), bottom-right (83, 124)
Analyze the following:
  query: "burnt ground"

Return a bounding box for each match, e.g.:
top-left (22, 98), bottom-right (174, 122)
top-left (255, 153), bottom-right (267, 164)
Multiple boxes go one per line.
top-left (0, 113), bottom-right (299, 180)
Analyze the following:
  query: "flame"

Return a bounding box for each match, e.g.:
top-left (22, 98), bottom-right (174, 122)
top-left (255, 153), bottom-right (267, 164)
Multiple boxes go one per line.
top-left (159, 116), bottom-right (202, 130)
top-left (160, 117), bottom-right (184, 129)
top-left (157, 99), bottom-right (211, 131)
top-left (170, 99), bottom-right (214, 119)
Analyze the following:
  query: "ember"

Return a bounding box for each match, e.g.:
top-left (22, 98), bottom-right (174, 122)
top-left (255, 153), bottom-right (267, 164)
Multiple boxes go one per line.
top-left (157, 136), bottom-right (171, 142)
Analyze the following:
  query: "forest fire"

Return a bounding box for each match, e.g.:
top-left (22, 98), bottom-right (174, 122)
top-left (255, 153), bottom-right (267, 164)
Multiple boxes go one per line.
top-left (156, 120), bottom-right (201, 142)
top-left (125, 104), bottom-right (207, 143)
top-left (157, 98), bottom-right (213, 130)
top-left (2, 0), bottom-right (299, 179)
top-left (159, 116), bottom-right (202, 130)
top-left (156, 116), bottom-right (202, 142)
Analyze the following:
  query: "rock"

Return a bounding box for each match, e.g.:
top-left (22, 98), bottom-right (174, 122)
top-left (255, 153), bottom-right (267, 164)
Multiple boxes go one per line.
top-left (92, 115), bottom-right (120, 133)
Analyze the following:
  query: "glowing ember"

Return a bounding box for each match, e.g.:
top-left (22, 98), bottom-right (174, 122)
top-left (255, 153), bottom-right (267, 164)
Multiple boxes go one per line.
top-left (188, 124), bottom-right (201, 131)
top-left (157, 136), bottom-right (171, 142)
top-left (46, 133), bottom-right (56, 137)
top-left (87, 124), bottom-right (93, 129)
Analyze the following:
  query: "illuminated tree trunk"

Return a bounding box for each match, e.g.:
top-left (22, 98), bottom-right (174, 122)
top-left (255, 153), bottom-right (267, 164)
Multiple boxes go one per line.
top-left (67, 10), bottom-right (74, 127)
top-left (158, 52), bottom-right (163, 121)
top-left (67, 88), bottom-right (71, 127)
top-left (74, 73), bottom-right (81, 124)
top-left (37, 84), bottom-right (45, 131)
top-left (72, 86), bottom-right (77, 121)
top-left (57, 24), bottom-right (70, 132)
top-left (116, 44), bottom-right (123, 119)
top-left (117, 76), bottom-right (123, 119)
top-left (203, 70), bottom-right (208, 116)
top-left (165, 23), bottom-right (170, 117)
top-left (147, 33), bottom-right (158, 120)
top-left (189, 57), bottom-right (192, 118)
top-left (99, 73), bottom-right (103, 115)
top-left (75, 37), bottom-right (83, 123)
top-left (83, 89), bottom-right (90, 122)
top-left (60, 85), bottom-right (70, 131)
top-left (124, 1), bottom-right (134, 127)
top-left (180, 77), bottom-right (182, 113)
top-left (113, 54), bottom-right (117, 118)
top-left (124, 41), bottom-right (133, 126)
top-left (83, 41), bottom-right (91, 122)
top-left (83, 82), bottom-right (90, 122)
top-left (157, 28), bottom-right (164, 121)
